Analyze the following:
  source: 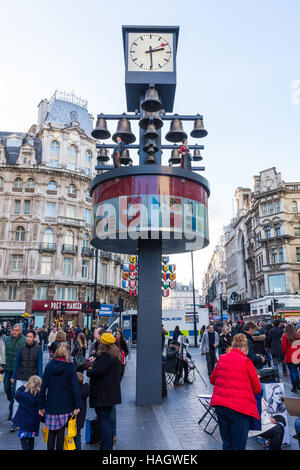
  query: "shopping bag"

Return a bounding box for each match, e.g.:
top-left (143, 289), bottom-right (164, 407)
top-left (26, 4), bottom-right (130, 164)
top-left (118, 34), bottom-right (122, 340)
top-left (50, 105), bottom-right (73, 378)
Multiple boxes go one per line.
top-left (42, 425), bottom-right (49, 444)
top-left (64, 436), bottom-right (76, 450)
top-left (67, 414), bottom-right (77, 437)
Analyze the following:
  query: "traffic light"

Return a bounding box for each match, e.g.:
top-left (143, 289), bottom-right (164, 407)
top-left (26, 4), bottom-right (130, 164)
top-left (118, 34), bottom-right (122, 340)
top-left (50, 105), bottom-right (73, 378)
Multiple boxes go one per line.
top-left (82, 303), bottom-right (87, 313)
top-left (118, 296), bottom-right (124, 312)
top-left (268, 305), bottom-right (273, 312)
top-left (90, 301), bottom-right (100, 310)
top-left (61, 304), bottom-right (66, 315)
top-left (273, 299), bottom-right (279, 311)
top-left (52, 310), bottom-right (57, 318)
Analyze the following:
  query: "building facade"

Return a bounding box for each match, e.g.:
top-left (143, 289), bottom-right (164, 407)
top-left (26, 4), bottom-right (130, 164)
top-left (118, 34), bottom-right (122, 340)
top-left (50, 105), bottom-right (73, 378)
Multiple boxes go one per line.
top-left (0, 91), bottom-right (136, 327)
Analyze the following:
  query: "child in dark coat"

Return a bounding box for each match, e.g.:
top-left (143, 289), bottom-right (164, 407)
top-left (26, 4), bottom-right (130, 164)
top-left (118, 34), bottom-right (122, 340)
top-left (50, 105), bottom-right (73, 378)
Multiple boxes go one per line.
top-left (12, 375), bottom-right (42, 450)
top-left (74, 372), bottom-right (89, 450)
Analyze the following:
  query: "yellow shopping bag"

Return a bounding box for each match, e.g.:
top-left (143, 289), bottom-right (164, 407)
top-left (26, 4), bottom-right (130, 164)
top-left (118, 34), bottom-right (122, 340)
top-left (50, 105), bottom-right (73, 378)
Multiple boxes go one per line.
top-left (42, 425), bottom-right (49, 444)
top-left (67, 414), bottom-right (77, 437)
top-left (64, 436), bottom-right (76, 450)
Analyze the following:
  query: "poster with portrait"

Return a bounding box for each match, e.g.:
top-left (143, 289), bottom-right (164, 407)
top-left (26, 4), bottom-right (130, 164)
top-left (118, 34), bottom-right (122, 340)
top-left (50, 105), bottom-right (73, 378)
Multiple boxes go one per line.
top-left (264, 382), bottom-right (290, 445)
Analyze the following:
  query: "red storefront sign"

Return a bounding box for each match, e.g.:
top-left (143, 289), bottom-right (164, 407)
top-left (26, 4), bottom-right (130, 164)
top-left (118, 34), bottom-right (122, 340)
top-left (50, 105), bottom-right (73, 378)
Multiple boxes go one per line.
top-left (31, 300), bottom-right (93, 313)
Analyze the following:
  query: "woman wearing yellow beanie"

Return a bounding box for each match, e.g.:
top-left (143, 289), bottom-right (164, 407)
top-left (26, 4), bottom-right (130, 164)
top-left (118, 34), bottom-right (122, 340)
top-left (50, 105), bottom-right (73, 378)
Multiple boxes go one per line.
top-left (87, 332), bottom-right (122, 450)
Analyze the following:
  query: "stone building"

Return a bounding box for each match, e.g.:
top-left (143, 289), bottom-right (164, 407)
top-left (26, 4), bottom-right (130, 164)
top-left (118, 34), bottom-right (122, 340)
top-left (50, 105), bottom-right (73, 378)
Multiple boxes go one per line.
top-left (0, 91), bottom-right (136, 327)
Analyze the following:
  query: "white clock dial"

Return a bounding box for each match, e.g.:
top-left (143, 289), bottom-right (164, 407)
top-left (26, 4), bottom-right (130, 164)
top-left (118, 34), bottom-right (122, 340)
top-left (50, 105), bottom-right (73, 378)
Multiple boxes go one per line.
top-left (128, 32), bottom-right (174, 72)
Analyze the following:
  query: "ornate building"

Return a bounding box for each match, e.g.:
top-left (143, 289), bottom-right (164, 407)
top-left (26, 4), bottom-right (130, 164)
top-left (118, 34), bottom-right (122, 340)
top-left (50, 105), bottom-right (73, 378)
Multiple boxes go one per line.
top-left (0, 91), bottom-right (136, 327)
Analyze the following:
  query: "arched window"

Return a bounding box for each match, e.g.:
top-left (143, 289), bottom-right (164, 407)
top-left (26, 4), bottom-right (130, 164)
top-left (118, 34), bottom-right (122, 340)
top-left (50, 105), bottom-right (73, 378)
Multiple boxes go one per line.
top-left (15, 226), bottom-right (25, 242)
top-left (85, 150), bottom-right (92, 163)
top-left (44, 228), bottom-right (54, 244)
top-left (65, 230), bottom-right (74, 246)
top-left (69, 144), bottom-right (78, 159)
top-left (292, 201), bottom-right (298, 213)
top-left (13, 177), bottom-right (23, 189)
top-left (26, 178), bottom-right (35, 189)
top-left (48, 180), bottom-right (57, 191)
top-left (68, 184), bottom-right (77, 195)
top-left (83, 233), bottom-right (90, 249)
top-left (50, 140), bottom-right (60, 155)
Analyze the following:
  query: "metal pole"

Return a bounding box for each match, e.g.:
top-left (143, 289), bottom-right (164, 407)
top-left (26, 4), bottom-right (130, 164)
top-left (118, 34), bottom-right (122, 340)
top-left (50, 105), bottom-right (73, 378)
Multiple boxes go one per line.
top-left (94, 249), bottom-right (99, 328)
top-left (220, 293), bottom-right (223, 323)
top-left (87, 296), bottom-right (90, 340)
top-left (191, 251), bottom-right (198, 347)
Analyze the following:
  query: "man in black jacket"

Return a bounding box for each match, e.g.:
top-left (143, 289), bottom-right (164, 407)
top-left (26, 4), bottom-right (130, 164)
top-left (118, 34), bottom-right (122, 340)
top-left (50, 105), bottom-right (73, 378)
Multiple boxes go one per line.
top-left (165, 340), bottom-right (191, 385)
top-left (269, 320), bottom-right (288, 376)
top-left (241, 322), bottom-right (266, 369)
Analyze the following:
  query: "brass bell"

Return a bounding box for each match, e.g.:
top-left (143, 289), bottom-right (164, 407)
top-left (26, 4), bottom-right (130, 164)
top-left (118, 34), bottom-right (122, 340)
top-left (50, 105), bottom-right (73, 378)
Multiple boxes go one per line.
top-left (141, 87), bottom-right (163, 112)
top-left (143, 139), bottom-right (158, 154)
top-left (120, 148), bottom-right (131, 165)
top-left (91, 116), bottom-right (111, 140)
top-left (144, 123), bottom-right (158, 140)
top-left (193, 148), bottom-right (203, 161)
top-left (112, 118), bottom-right (136, 144)
top-left (169, 147), bottom-right (181, 165)
top-left (146, 153), bottom-right (156, 165)
top-left (190, 117), bottom-right (208, 138)
top-left (139, 111), bottom-right (163, 131)
top-left (165, 118), bottom-right (187, 143)
top-left (97, 148), bottom-right (110, 162)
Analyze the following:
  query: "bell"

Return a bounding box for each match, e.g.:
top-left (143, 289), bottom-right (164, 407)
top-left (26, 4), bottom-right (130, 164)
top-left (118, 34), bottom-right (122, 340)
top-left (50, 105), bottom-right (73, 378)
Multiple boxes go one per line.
top-left (146, 153), bottom-right (156, 165)
top-left (141, 87), bottom-right (163, 112)
top-left (120, 148), bottom-right (131, 165)
top-left (165, 118), bottom-right (187, 143)
top-left (143, 139), bottom-right (158, 154)
top-left (190, 117), bottom-right (208, 138)
top-left (139, 111), bottom-right (163, 130)
top-left (91, 116), bottom-right (111, 140)
top-left (112, 118), bottom-right (136, 144)
top-left (97, 148), bottom-right (109, 162)
top-left (169, 147), bottom-right (181, 165)
top-left (193, 148), bottom-right (203, 161)
top-left (144, 123), bottom-right (158, 140)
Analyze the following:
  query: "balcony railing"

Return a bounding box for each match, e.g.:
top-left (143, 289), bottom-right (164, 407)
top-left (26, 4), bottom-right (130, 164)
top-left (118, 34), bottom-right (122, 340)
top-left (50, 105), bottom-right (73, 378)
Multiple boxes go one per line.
top-left (62, 244), bottom-right (77, 254)
top-left (81, 247), bottom-right (94, 257)
top-left (39, 242), bottom-right (56, 252)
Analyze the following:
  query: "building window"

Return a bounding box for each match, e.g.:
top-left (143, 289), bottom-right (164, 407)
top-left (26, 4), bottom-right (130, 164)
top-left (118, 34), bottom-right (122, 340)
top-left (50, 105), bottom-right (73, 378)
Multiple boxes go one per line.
top-left (101, 263), bottom-right (107, 284)
top-left (11, 255), bottom-right (23, 270)
top-left (85, 150), bottom-right (92, 163)
top-left (49, 160), bottom-right (59, 168)
top-left (272, 248), bottom-right (278, 264)
top-left (26, 178), bottom-right (35, 189)
top-left (50, 140), bottom-right (60, 155)
top-left (276, 201), bottom-right (280, 213)
top-left (43, 228), bottom-right (54, 244)
top-left (296, 247), bottom-right (300, 262)
top-left (274, 223), bottom-right (281, 237)
top-left (63, 257), bottom-right (73, 276)
top-left (35, 286), bottom-right (48, 300)
top-left (292, 201), bottom-right (298, 213)
top-left (24, 200), bottom-right (30, 214)
top-left (13, 177), bottom-right (23, 189)
top-left (269, 202), bottom-right (274, 214)
top-left (263, 204), bottom-right (268, 215)
top-left (294, 223), bottom-right (300, 237)
top-left (15, 226), bottom-right (25, 241)
top-left (68, 184), bottom-right (77, 196)
top-left (7, 137), bottom-right (22, 147)
top-left (83, 233), bottom-right (90, 249)
top-left (66, 205), bottom-right (76, 219)
top-left (41, 256), bottom-right (51, 275)
top-left (85, 288), bottom-right (93, 302)
top-left (68, 162), bottom-right (76, 171)
top-left (82, 260), bottom-right (89, 278)
top-left (46, 202), bottom-right (56, 217)
top-left (56, 287), bottom-right (77, 301)
top-left (64, 230), bottom-right (74, 246)
top-left (84, 167), bottom-right (91, 176)
top-left (8, 286), bottom-right (17, 300)
top-left (279, 247), bottom-right (284, 263)
top-left (69, 144), bottom-right (78, 159)
top-left (86, 189), bottom-right (91, 199)
top-left (84, 209), bottom-right (91, 224)
top-left (0, 177), bottom-right (4, 187)
top-left (14, 200), bottom-right (21, 214)
top-left (265, 225), bottom-right (271, 238)
top-left (48, 180), bottom-right (57, 191)
top-left (268, 274), bottom-right (286, 294)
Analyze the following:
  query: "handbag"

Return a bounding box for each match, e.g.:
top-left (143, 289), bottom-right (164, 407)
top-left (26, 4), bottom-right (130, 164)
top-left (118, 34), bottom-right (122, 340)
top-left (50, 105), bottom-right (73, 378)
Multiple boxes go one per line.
top-left (74, 347), bottom-right (86, 372)
top-left (64, 436), bottom-right (76, 450)
top-left (42, 425), bottom-right (49, 444)
top-left (67, 414), bottom-right (77, 438)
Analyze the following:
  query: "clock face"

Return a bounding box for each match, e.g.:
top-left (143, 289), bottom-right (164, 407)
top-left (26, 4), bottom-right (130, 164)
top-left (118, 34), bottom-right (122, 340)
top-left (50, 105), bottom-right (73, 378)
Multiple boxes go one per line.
top-left (128, 32), bottom-right (174, 72)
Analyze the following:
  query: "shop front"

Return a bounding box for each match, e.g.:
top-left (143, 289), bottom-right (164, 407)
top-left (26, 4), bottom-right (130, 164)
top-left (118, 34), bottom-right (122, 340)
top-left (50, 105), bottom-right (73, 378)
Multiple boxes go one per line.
top-left (0, 302), bottom-right (26, 326)
top-left (31, 300), bottom-right (94, 329)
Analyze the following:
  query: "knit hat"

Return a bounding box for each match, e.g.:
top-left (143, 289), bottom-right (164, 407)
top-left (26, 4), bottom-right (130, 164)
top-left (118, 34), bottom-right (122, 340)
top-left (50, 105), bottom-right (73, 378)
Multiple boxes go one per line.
top-left (100, 333), bottom-right (116, 345)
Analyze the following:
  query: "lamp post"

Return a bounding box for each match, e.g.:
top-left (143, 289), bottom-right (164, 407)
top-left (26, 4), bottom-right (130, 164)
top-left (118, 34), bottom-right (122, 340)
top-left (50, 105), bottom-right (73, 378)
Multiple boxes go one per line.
top-left (93, 249), bottom-right (99, 328)
top-left (191, 251), bottom-right (198, 347)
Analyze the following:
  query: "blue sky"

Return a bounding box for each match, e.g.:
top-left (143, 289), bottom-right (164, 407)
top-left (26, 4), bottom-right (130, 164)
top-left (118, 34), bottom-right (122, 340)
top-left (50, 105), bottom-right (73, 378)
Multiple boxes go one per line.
top-left (1, 0), bottom-right (299, 290)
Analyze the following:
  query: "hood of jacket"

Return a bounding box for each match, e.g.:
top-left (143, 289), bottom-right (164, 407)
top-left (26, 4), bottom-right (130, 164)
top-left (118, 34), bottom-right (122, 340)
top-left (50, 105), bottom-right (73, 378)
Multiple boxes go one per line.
top-left (47, 358), bottom-right (73, 376)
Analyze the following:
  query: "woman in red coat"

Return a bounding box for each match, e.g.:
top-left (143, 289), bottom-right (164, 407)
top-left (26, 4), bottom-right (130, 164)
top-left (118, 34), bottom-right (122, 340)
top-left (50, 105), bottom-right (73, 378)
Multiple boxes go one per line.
top-left (210, 333), bottom-right (262, 450)
top-left (281, 324), bottom-right (300, 393)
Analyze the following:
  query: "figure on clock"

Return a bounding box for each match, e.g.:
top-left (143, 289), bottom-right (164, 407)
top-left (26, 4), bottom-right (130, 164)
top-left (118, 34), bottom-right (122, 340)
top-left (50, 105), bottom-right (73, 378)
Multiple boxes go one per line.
top-left (179, 139), bottom-right (192, 171)
top-left (111, 136), bottom-right (124, 168)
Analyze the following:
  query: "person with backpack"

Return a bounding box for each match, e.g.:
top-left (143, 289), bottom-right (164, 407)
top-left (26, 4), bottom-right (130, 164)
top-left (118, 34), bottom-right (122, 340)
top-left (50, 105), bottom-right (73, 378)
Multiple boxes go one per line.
top-left (281, 323), bottom-right (300, 393)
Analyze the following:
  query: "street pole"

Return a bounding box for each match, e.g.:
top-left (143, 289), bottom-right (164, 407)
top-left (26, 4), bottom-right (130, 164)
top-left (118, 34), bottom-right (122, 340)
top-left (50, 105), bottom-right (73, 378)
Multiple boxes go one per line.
top-left (220, 293), bottom-right (223, 323)
top-left (87, 296), bottom-right (90, 339)
top-left (191, 251), bottom-right (198, 347)
top-left (93, 249), bottom-right (99, 328)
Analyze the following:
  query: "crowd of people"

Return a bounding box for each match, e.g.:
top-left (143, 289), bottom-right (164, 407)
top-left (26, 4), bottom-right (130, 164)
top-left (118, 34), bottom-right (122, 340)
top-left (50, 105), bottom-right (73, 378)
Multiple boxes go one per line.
top-left (0, 321), bottom-right (128, 451)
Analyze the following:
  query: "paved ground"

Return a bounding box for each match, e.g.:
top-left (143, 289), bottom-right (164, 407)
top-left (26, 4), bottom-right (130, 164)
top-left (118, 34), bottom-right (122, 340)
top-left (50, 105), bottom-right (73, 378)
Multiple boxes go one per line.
top-left (0, 346), bottom-right (299, 451)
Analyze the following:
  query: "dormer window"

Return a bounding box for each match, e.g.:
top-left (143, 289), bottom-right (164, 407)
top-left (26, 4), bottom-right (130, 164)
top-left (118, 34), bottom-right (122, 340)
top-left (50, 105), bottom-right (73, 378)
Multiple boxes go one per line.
top-left (7, 136), bottom-right (22, 147)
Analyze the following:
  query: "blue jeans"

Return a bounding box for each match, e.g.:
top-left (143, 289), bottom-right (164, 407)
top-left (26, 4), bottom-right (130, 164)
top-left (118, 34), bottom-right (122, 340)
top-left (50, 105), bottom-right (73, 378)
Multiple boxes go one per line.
top-left (214, 406), bottom-right (250, 450)
top-left (295, 417), bottom-right (300, 449)
top-left (95, 406), bottom-right (113, 450)
top-left (287, 363), bottom-right (300, 387)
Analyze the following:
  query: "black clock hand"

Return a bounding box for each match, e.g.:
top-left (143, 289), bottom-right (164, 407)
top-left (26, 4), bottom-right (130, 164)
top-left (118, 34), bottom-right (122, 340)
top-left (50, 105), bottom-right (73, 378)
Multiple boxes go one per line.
top-left (145, 47), bottom-right (165, 54)
top-left (149, 45), bottom-right (153, 69)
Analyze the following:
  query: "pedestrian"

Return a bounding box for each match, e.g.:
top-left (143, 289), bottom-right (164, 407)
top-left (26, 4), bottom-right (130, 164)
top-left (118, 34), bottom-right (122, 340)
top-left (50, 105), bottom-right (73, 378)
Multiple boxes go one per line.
top-left (200, 324), bottom-right (219, 376)
top-left (66, 326), bottom-right (74, 349)
top-left (161, 324), bottom-right (168, 352)
top-left (200, 325), bottom-right (206, 343)
top-left (87, 333), bottom-right (122, 450)
top-left (269, 320), bottom-right (289, 376)
top-left (11, 330), bottom-right (43, 426)
top-left (241, 322), bottom-right (266, 369)
top-left (114, 330), bottom-right (128, 378)
top-left (88, 327), bottom-right (105, 357)
top-left (210, 333), bottom-right (262, 450)
top-left (71, 333), bottom-right (88, 373)
top-left (172, 325), bottom-right (183, 342)
top-left (12, 375), bottom-right (42, 450)
top-left (48, 330), bottom-right (66, 357)
top-left (219, 325), bottom-right (233, 354)
top-left (47, 327), bottom-right (57, 350)
top-left (39, 342), bottom-right (80, 450)
top-left (0, 324), bottom-right (26, 423)
top-left (74, 372), bottom-right (89, 450)
top-left (281, 323), bottom-right (300, 393)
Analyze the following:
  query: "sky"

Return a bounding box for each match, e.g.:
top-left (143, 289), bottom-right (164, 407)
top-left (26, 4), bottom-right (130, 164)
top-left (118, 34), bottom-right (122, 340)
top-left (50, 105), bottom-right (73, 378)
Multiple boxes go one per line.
top-left (0, 0), bottom-right (300, 291)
